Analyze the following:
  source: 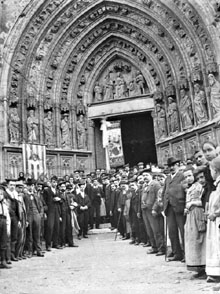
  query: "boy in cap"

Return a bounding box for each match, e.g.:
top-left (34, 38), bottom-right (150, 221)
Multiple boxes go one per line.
top-left (0, 184), bottom-right (11, 268)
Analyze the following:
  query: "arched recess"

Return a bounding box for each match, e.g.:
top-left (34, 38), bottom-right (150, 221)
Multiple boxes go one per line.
top-left (1, 0), bottom-right (220, 178)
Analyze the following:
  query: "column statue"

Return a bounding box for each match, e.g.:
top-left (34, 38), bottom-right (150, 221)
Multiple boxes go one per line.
top-left (193, 83), bottom-right (208, 124)
top-left (60, 114), bottom-right (71, 148)
top-left (208, 73), bottom-right (220, 116)
top-left (44, 111), bottom-right (54, 146)
top-left (76, 114), bottom-right (87, 149)
top-left (156, 103), bottom-right (167, 138)
top-left (179, 89), bottom-right (193, 130)
top-left (167, 97), bottom-right (179, 134)
top-left (27, 109), bottom-right (39, 142)
top-left (9, 108), bottom-right (20, 143)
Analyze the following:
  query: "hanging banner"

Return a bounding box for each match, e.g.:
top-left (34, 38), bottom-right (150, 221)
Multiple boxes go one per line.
top-left (106, 121), bottom-right (125, 167)
top-left (22, 143), bottom-right (46, 180)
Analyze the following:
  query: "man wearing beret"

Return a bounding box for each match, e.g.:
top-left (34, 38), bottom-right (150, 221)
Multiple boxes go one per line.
top-left (161, 157), bottom-right (185, 262)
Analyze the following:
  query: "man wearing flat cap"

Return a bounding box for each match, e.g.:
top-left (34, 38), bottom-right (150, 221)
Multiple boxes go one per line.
top-left (161, 157), bottom-right (185, 262)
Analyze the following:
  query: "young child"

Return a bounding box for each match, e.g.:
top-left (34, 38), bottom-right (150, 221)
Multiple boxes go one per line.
top-left (183, 167), bottom-right (206, 279)
top-left (0, 184), bottom-right (11, 269)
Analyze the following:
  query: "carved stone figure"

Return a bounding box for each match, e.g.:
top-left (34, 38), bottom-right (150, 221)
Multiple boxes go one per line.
top-left (27, 109), bottom-right (39, 142)
top-left (94, 81), bottom-right (103, 101)
top-left (76, 114), bottom-right (87, 149)
top-left (103, 73), bottom-right (114, 100)
top-left (60, 114), bottom-right (71, 148)
top-left (115, 72), bottom-right (127, 99)
top-left (156, 103), bottom-right (167, 138)
top-left (208, 73), bottom-right (220, 116)
top-left (179, 89), bottom-right (193, 130)
top-left (193, 83), bottom-right (208, 124)
top-left (44, 111), bottom-right (54, 145)
top-left (9, 108), bottom-right (20, 143)
top-left (128, 79), bottom-right (138, 97)
top-left (135, 71), bottom-right (145, 94)
top-left (76, 98), bottom-right (86, 116)
top-left (167, 97), bottom-right (179, 134)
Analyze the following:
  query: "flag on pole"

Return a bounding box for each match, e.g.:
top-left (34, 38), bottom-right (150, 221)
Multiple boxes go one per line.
top-left (106, 121), bottom-right (124, 168)
top-left (22, 143), bottom-right (46, 180)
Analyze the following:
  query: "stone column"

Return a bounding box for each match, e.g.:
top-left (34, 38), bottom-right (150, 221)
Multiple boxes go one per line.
top-left (38, 99), bottom-right (44, 144)
top-left (87, 119), bottom-right (96, 170)
top-left (54, 102), bottom-right (60, 148)
top-left (70, 105), bottom-right (77, 149)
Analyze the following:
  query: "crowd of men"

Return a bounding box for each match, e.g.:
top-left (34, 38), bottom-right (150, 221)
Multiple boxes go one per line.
top-left (0, 142), bottom-right (220, 284)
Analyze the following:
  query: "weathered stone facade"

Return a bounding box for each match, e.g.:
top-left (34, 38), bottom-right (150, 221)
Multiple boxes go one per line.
top-left (1, 0), bottom-right (220, 179)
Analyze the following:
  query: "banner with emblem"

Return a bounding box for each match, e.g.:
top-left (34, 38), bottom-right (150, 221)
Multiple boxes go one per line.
top-left (106, 121), bottom-right (124, 167)
top-left (22, 143), bottom-right (46, 180)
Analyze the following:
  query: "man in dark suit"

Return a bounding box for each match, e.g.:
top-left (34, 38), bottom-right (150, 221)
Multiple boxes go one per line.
top-left (161, 157), bottom-right (185, 262)
top-left (129, 180), bottom-right (140, 245)
top-left (85, 175), bottom-right (93, 229)
top-left (103, 175), bottom-right (111, 224)
top-left (109, 182), bottom-right (118, 230)
top-left (24, 179), bottom-right (44, 257)
top-left (90, 179), bottom-right (103, 229)
top-left (76, 180), bottom-right (91, 238)
top-left (140, 170), bottom-right (164, 254)
top-left (43, 176), bottom-right (62, 251)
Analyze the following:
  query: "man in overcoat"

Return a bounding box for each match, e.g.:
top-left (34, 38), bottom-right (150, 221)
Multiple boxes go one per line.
top-left (161, 157), bottom-right (185, 262)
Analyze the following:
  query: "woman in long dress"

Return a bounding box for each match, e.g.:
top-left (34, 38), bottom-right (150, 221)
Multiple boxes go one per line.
top-left (206, 157), bottom-right (220, 283)
top-left (183, 168), bottom-right (206, 279)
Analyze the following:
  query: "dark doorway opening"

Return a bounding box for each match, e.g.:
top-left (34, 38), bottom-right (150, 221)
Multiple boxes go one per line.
top-left (109, 112), bottom-right (157, 166)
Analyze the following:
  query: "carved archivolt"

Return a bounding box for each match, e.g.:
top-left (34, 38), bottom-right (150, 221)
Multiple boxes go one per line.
top-left (3, 0), bottom-right (219, 148)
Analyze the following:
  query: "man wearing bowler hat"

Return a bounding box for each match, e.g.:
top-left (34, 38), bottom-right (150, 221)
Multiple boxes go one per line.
top-left (161, 157), bottom-right (185, 262)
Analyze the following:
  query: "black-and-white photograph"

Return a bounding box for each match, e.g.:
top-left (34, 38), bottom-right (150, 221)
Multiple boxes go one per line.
top-left (0, 0), bottom-right (220, 293)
